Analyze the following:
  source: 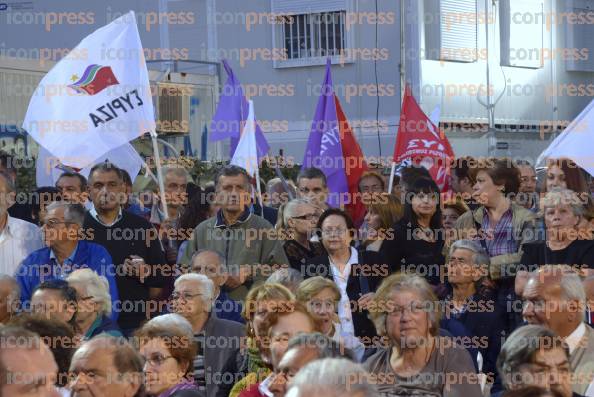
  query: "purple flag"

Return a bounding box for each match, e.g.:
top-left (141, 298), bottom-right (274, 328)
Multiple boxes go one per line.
top-left (210, 59), bottom-right (270, 158)
top-left (302, 59), bottom-right (348, 208)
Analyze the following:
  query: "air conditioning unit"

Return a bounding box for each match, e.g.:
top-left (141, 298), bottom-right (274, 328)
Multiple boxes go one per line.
top-left (155, 82), bottom-right (191, 134)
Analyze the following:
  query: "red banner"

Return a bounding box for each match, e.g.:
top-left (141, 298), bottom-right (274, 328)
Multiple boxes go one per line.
top-left (393, 86), bottom-right (454, 191)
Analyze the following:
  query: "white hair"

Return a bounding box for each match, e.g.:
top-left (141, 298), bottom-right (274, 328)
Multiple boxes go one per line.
top-left (287, 358), bottom-right (378, 397)
top-left (174, 273), bottom-right (215, 300)
top-left (145, 313), bottom-right (193, 338)
top-left (530, 265), bottom-right (587, 317)
top-left (66, 268), bottom-right (111, 315)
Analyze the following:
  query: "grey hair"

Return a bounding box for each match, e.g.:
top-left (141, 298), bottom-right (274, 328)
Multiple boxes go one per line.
top-left (190, 249), bottom-right (227, 273)
top-left (66, 268), bottom-right (112, 315)
top-left (539, 188), bottom-right (586, 218)
top-left (287, 358), bottom-right (378, 397)
top-left (497, 325), bottom-right (568, 389)
top-left (0, 275), bottom-right (20, 308)
top-left (282, 198), bottom-right (313, 225)
top-left (449, 239), bottom-right (491, 269)
top-left (286, 332), bottom-right (351, 360)
top-left (145, 313), bottom-right (193, 338)
top-left (530, 265), bottom-right (587, 316)
top-left (266, 268), bottom-right (303, 292)
top-left (45, 201), bottom-right (86, 226)
top-left (174, 273), bottom-right (215, 300)
top-left (163, 166), bottom-right (193, 183)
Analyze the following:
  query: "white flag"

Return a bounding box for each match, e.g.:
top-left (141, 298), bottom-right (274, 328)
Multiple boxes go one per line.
top-left (230, 100), bottom-right (258, 177)
top-left (36, 143), bottom-right (144, 187)
top-left (22, 11), bottom-right (155, 169)
top-left (537, 98), bottom-right (594, 177)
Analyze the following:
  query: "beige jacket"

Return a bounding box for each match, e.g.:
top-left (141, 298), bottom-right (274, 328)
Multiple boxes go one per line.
top-left (454, 202), bottom-right (537, 279)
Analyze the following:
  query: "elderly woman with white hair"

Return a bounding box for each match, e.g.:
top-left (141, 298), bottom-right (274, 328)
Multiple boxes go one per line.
top-left (276, 198), bottom-right (325, 270)
top-left (520, 188), bottom-right (594, 277)
top-left (66, 268), bottom-right (122, 339)
top-left (364, 273), bottom-right (482, 397)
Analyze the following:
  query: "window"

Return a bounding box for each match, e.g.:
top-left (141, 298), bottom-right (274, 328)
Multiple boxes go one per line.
top-left (271, 0), bottom-right (352, 67)
top-left (424, 0), bottom-right (478, 63)
top-left (283, 11), bottom-right (346, 60)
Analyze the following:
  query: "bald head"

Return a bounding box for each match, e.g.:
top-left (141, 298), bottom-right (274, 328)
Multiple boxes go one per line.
top-left (69, 336), bottom-right (142, 397)
top-left (522, 265), bottom-right (586, 338)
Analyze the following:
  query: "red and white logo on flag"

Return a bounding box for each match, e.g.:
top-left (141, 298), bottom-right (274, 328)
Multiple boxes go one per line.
top-left (393, 86), bottom-right (454, 191)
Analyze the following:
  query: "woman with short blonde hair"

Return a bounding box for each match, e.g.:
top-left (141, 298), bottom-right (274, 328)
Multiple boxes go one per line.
top-left (296, 276), bottom-right (365, 361)
top-left (230, 283), bottom-right (295, 397)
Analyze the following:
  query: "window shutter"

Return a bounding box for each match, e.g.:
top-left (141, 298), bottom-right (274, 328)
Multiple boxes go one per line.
top-left (565, 0), bottom-right (594, 72)
top-left (271, 0), bottom-right (347, 15)
top-left (424, 0), bottom-right (478, 62)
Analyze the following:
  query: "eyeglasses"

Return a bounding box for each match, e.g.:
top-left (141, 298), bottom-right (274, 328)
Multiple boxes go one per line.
top-left (41, 219), bottom-right (72, 228)
top-left (321, 228), bottom-right (348, 238)
top-left (292, 213), bottom-right (317, 221)
top-left (141, 354), bottom-right (175, 368)
top-left (387, 302), bottom-right (426, 317)
top-left (169, 292), bottom-right (205, 301)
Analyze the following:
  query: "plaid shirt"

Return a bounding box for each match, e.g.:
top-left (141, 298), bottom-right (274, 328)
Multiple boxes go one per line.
top-left (482, 207), bottom-right (518, 257)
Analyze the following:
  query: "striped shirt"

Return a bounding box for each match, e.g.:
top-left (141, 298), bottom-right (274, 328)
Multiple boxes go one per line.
top-left (0, 215), bottom-right (43, 275)
top-left (193, 331), bottom-right (206, 394)
top-left (482, 207), bottom-right (518, 257)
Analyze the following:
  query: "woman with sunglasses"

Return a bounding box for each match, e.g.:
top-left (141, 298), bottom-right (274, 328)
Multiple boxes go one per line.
top-left (276, 198), bottom-right (325, 270)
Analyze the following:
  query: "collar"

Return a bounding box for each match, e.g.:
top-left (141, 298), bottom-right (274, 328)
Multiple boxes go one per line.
top-left (50, 242), bottom-right (79, 266)
top-left (90, 204), bottom-right (123, 227)
top-left (258, 374), bottom-right (275, 397)
top-left (0, 214), bottom-right (17, 238)
top-left (329, 246), bottom-right (358, 273)
top-left (84, 315), bottom-right (103, 339)
top-left (214, 207), bottom-right (251, 228)
top-left (565, 322), bottom-right (587, 354)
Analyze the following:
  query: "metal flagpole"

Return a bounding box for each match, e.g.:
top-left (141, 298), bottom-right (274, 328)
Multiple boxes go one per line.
top-left (388, 162), bottom-right (397, 193)
top-left (150, 130), bottom-right (169, 219)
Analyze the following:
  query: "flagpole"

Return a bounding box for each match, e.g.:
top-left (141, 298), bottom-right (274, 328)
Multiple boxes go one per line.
top-left (150, 130), bottom-right (170, 219)
top-left (388, 162), bottom-right (397, 193)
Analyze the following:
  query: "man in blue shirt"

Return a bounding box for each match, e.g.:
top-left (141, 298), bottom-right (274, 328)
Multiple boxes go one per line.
top-left (15, 202), bottom-right (118, 318)
top-left (190, 249), bottom-right (244, 323)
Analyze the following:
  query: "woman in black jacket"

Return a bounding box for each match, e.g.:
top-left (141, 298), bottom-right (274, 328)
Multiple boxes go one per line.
top-left (305, 208), bottom-right (386, 342)
top-left (380, 177), bottom-right (446, 287)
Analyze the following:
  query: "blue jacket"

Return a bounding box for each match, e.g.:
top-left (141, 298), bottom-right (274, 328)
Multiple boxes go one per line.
top-left (16, 240), bottom-right (119, 319)
top-left (215, 290), bottom-right (244, 324)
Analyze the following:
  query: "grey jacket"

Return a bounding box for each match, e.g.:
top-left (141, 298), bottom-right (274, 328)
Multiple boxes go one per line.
top-left (201, 311), bottom-right (246, 397)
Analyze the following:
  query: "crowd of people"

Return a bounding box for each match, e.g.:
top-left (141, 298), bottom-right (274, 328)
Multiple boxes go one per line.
top-left (0, 151), bottom-right (593, 397)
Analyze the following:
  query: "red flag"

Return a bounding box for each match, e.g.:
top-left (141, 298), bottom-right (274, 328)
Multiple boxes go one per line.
top-left (393, 86), bottom-right (454, 191)
top-left (335, 95), bottom-right (368, 224)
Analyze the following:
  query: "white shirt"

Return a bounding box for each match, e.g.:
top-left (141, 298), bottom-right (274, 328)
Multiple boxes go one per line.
top-left (0, 215), bottom-right (43, 275)
top-left (89, 204), bottom-right (123, 227)
top-left (565, 322), bottom-right (587, 355)
top-left (331, 321), bottom-right (365, 362)
top-left (329, 246), bottom-right (358, 338)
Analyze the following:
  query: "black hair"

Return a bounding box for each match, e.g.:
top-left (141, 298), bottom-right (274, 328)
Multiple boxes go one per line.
top-left (297, 167), bottom-right (327, 187)
top-left (32, 279), bottom-right (78, 330)
top-left (178, 185), bottom-right (210, 232)
top-left (214, 165), bottom-right (250, 188)
top-left (56, 172), bottom-right (88, 191)
top-left (402, 177), bottom-right (443, 230)
top-left (89, 161), bottom-right (124, 183)
top-left (30, 187), bottom-right (62, 226)
top-left (315, 207), bottom-right (356, 244)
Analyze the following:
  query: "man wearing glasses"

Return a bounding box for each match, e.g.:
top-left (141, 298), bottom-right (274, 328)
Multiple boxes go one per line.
top-left (14, 201), bottom-right (118, 316)
top-left (169, 273), bottom-right (245, 397)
